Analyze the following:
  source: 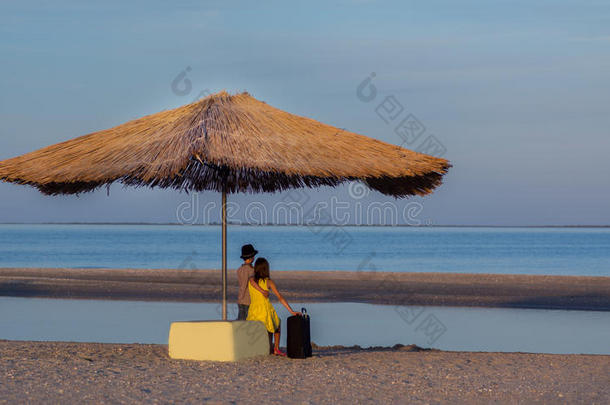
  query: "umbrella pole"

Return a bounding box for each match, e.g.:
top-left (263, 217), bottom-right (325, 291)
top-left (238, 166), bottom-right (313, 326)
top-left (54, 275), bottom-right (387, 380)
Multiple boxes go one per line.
top-left (221, 184), bottom-right (228, 320)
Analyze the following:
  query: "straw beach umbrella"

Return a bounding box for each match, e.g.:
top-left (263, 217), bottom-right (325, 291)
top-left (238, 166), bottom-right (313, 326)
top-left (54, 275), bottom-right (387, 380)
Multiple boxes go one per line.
top-left (0, 91), bottom-right (450, 318)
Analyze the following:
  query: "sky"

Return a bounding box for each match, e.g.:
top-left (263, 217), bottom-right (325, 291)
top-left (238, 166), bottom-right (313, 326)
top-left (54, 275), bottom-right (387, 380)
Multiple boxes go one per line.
top-left (0, 0), bottom-right (609, 226)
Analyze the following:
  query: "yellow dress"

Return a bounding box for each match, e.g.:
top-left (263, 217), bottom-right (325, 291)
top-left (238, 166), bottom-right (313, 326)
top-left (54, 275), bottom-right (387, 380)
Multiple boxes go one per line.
top-left (246, 278), bottom-right (280, 333)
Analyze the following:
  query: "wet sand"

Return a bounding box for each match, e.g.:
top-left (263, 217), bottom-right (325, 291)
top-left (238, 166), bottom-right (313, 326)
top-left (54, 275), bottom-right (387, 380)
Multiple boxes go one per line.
top-left (0, 340), bottom-right (608, 404)
top-left (1, 267), bottom-right (609, 310)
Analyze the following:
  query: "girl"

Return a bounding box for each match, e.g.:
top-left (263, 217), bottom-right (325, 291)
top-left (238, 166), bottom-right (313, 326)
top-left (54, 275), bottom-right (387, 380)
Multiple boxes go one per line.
top-left (247, 257), bottom-right (300, 356)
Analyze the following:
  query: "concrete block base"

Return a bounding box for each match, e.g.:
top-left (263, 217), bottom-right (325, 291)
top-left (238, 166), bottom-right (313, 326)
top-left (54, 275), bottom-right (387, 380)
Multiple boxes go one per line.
top-left (168, 320), bottom-right (270, 362)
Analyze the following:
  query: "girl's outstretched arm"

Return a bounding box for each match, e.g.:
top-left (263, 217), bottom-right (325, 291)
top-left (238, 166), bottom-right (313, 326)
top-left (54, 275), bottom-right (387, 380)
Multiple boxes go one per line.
top-left (248, 277), bottom-right (269, 298)
top-left (268, 279), bottom-right (299, 316)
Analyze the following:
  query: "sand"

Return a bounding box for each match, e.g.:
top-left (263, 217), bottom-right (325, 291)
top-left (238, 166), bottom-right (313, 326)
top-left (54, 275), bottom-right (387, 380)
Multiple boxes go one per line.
top-left (1, 267), bottom-right (609, 310)
top-left (0, 340), bottom-right (608, 404)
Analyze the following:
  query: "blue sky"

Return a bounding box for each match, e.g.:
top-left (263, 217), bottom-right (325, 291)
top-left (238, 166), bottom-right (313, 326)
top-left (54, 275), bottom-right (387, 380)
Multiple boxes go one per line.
top-left (1, 0), bottom-right (609, 225)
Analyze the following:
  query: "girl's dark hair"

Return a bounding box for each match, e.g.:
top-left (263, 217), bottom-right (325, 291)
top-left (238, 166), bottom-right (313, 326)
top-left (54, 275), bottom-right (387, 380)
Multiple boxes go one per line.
top-left (254, 258), bottom-right (270, 282)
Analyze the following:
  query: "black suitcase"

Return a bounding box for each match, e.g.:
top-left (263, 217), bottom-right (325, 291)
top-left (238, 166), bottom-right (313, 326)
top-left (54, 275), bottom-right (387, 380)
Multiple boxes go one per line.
top-left (287, 308), bottom-right (312, 359)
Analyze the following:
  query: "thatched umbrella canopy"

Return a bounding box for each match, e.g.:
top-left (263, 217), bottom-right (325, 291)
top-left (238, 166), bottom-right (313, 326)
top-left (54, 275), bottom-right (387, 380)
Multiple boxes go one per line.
top-left (0, 91), bottom-right (449, 197)
top-left (0, 91), bottom-right (450, 318)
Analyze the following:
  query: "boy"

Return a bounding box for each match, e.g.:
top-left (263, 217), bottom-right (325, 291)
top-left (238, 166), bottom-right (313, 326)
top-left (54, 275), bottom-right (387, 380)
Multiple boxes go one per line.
top-left (236, 244), bottom-right (268, 320)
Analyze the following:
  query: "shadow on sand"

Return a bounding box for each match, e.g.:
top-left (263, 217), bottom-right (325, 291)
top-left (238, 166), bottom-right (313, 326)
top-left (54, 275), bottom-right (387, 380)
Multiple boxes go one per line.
top-left (311, 343), bottom-right (438, 357)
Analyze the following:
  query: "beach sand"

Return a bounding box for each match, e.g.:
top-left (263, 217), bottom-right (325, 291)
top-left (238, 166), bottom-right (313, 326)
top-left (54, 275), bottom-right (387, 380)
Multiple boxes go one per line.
top-left (0, 340), bottom-right (608, 404)
top-left (1, 267), bottom-right (609, 310)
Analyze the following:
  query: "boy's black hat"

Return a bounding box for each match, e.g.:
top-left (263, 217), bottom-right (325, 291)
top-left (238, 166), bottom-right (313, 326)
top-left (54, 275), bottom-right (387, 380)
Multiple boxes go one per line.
top-left (240, 244), bottom-right (258, 259)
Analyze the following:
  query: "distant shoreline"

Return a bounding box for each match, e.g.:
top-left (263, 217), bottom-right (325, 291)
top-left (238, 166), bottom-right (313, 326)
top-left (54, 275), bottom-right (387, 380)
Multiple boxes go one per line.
top-left (2, 268), bottom-right (609, 311)
top-left (1, 222), bottom-right (609, 228)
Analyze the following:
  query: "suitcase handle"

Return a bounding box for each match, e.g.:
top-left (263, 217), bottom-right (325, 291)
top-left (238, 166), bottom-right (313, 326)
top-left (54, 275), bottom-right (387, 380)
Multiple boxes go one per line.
top-left (301, 307), bottom-right (308, 317)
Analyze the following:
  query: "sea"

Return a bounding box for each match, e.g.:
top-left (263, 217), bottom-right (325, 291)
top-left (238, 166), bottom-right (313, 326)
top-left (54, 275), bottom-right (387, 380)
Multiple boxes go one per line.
top-left (1, 297), bottom-right (609, 354)
top-left (2, 224), bottom-right (609, 352)
top-left (0, 224), bottom-right (609, 276)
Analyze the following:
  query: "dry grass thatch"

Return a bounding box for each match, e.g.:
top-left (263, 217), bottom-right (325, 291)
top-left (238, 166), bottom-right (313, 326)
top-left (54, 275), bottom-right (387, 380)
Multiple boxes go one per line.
top-left (0, 91), bottom-right (450, 197)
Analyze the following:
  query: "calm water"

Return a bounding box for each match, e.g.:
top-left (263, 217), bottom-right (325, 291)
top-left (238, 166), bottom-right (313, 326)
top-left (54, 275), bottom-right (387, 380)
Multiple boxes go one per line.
top-left (0, 224), bottom-right (609, 276)
top-left (1, 297), bottom-right (608, 355)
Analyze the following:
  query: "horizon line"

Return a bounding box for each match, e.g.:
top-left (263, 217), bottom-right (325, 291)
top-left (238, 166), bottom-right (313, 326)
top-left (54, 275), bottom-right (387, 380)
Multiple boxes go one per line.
top-left (0, 222), bottom-right (609, 228)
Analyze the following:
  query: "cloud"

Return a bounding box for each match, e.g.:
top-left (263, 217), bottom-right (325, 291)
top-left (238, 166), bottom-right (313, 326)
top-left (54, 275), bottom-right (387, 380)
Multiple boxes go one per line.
top-left (569, 35), bottom-right (610, 42)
